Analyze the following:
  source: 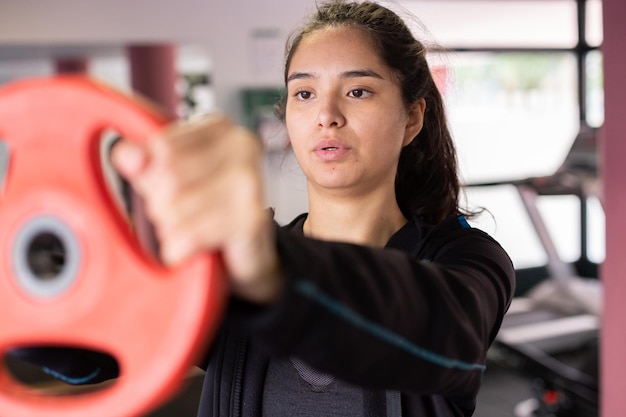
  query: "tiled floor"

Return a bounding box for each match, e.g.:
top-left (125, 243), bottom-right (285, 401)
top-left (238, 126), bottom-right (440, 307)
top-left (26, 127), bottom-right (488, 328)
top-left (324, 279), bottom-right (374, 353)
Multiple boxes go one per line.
top-left (475, 363), bottom-right (535, 417)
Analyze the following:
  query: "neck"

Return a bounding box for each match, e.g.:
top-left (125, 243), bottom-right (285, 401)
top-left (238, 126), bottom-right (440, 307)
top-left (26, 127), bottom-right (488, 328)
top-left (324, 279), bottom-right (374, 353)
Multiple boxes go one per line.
top-left (304, 186), bottom-right (407, 247)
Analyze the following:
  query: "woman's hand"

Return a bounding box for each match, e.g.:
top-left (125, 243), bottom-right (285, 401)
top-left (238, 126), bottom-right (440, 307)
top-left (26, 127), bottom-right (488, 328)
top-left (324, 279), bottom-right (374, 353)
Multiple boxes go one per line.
top-left (111, 115), bottom-right (282, 304)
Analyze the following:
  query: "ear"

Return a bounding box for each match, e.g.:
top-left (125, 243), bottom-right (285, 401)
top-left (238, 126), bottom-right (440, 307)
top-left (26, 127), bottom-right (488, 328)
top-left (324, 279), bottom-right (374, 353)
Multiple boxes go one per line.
top-left (402, 99), bottom-right (426, 147)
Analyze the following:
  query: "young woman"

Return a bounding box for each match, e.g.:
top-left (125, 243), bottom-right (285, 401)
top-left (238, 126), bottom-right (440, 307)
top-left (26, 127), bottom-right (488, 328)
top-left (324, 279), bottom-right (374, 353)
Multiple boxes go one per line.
top-left (18, 1), bottom-right (515, 416)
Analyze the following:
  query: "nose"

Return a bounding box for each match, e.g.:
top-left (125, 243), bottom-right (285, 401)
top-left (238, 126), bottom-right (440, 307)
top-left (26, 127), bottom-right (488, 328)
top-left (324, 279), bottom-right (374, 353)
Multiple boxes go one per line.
top-left (316, 96), bottom-right (345, 128)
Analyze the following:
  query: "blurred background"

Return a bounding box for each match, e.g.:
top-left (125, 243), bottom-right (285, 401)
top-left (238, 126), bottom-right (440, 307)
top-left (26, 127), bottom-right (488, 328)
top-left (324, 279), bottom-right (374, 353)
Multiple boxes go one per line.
top-left (0, 1), bottom-right (619, 416)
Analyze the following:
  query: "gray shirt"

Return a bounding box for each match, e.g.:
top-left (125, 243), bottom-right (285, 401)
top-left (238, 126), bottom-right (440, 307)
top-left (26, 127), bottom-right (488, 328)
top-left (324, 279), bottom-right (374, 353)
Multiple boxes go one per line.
top-left (263, 357), bottom-right (374, 416)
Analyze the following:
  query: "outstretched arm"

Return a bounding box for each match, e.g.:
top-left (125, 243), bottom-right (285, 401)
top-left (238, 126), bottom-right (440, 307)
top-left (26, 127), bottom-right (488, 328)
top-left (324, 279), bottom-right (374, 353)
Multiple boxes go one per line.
top-left (231, 220), bottom-right (514, 398)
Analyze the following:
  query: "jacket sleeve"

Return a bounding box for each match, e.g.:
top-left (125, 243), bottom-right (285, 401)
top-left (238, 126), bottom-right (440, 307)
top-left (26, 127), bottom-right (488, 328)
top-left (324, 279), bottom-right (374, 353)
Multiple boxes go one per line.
top-left (230, 223), bottom-right (515, 399)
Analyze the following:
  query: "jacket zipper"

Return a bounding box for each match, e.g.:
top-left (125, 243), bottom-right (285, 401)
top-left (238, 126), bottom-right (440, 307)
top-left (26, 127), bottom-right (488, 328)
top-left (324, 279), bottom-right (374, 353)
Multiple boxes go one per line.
top-left (231, 339), bottom-right (247, 417)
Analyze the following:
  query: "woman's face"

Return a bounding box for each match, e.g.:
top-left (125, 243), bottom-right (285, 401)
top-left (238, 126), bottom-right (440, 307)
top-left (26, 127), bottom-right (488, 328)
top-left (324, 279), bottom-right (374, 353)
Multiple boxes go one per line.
top-left (285, 26), bottom-right (424, 198)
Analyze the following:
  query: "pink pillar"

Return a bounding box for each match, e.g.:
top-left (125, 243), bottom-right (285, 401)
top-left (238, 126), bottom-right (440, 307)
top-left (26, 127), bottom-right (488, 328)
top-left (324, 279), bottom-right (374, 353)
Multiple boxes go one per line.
top-left (127, 44), bottom-right (178, 120)
top-left (55, 57), bottom-right (89, 74)
top-left (601, 0), bottom-right (626, 416)
top-left (126, 44), bottom-right (179, 256)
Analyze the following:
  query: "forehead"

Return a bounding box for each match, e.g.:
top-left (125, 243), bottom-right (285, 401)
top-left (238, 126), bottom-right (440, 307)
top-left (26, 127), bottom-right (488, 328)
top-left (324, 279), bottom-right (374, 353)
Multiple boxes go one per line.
top-left (289, 26), bottom-right (388, 73)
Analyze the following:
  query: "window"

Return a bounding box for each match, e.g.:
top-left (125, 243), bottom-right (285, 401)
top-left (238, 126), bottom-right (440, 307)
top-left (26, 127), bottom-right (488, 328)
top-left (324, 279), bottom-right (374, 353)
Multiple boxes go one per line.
top-left (409, 0), bottom-right (604, 272)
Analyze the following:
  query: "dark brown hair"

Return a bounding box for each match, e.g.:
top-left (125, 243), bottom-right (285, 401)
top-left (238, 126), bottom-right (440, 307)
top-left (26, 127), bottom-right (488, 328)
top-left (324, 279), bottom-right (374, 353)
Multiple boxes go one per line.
top-left (275, 0), bottom-right (461, 224)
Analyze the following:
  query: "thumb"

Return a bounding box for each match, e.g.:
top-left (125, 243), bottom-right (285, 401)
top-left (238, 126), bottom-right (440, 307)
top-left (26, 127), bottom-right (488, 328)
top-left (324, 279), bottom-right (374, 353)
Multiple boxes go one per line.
top-left (110, 139), bottom-right (149, 180)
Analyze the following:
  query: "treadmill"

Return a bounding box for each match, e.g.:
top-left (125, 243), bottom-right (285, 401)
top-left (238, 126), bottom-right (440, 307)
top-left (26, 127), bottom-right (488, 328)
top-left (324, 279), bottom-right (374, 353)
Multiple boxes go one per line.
top-left (469, 125), bottom-right (601, 417)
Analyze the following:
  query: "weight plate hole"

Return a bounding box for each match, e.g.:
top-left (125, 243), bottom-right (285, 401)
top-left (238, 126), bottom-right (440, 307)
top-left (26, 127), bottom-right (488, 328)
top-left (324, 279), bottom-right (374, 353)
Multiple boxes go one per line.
top-left (26, 232), bottom-right (66, 281)
top-left (3, 346), bottom-right (119, 395)
top-left (12, 216), bottom-right (81, 298)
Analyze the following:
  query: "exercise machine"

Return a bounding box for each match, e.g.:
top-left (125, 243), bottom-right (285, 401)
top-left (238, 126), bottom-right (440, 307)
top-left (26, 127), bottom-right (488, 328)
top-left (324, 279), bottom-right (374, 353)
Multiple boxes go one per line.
top-left (470, 125), bottom-right (601, 417)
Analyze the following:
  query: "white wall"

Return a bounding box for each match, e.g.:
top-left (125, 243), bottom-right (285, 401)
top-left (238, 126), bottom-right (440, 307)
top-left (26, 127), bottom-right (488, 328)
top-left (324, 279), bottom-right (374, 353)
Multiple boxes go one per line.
top-left (0, 0), bottom-right (314, 117)
top-left (0, 0), bottom-right (313, 222)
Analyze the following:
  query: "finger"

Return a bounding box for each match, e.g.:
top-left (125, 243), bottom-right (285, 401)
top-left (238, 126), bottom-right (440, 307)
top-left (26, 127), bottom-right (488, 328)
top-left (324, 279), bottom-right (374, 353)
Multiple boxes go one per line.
top-left (153, 114), bottom-right (233, 157)
top-left (159, 205), bottom-right (266, 268)
top-left (150, 167), bottom-right (257, 243)
top-left (157, 173), bottom-right (265, 266)
top-left (110, 139), bottom-right (149, 180)
top-left (159, 208), bottom-right (231, 266)
top-left (142, 127), bottom-right (262, 211)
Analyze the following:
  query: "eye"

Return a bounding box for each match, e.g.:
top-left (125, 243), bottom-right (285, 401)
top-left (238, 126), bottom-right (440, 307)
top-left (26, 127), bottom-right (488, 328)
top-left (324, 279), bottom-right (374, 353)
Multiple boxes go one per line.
top-left (295, 90), bottom-right (313, 100)
top-left (348, 88), bottom-right (371, 98)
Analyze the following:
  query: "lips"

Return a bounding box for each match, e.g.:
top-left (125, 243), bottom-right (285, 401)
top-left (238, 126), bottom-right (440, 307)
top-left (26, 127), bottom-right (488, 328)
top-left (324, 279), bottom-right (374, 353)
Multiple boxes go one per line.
top-left (313, 139), bottom-right (350, 161)
top-left (314, 139), bottom-right (347, 152)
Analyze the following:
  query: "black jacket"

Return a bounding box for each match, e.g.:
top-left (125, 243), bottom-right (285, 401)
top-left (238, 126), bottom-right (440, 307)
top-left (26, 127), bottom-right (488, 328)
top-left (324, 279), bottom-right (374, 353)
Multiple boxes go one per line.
top-left (10, 214), bottom-right (513, 417)
top-left (199, 214), bottom-right (515, 417)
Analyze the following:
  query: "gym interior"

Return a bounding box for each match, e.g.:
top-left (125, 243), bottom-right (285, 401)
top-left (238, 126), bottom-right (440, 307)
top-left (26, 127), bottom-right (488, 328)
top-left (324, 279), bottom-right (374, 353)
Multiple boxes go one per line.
top-left (0, 0), bottom-right (625, 416)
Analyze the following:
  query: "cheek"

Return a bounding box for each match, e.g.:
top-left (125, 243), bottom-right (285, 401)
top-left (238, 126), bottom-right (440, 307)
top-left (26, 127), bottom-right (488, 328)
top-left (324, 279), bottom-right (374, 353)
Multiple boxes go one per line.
top-left (285, 119), bottom-right (308, 161)
top-left (285, 105), bottom-right (302, 134)
top-left (362, 114), bottom-right (407, 149)
top-left (285, 118), bottom-right (299, 146)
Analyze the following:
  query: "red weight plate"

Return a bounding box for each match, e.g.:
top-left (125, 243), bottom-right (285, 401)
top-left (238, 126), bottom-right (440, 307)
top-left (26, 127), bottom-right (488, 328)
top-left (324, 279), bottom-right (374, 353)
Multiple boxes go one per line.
top-left (0, 76), bottom-right (227, 417)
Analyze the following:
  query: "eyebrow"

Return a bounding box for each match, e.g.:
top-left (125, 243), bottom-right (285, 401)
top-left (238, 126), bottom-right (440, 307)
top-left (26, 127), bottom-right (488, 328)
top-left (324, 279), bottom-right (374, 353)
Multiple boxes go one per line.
top-left (286, 69), bottom-right (384, 83)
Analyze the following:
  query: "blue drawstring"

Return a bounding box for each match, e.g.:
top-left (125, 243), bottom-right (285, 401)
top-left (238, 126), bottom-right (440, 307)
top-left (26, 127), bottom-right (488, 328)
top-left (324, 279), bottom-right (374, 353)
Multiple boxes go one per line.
top-left (295, 280), bottom-right (486, 372)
